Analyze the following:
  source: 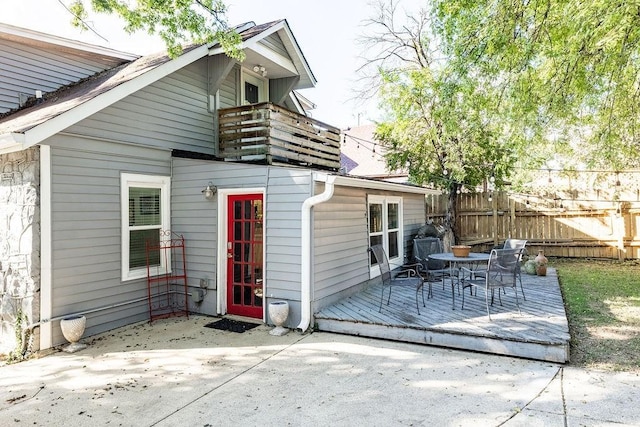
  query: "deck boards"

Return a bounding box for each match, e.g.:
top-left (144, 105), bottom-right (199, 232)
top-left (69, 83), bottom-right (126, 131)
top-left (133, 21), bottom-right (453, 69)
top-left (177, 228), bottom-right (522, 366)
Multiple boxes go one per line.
top-left (315, 268), bottom-right (570, 362)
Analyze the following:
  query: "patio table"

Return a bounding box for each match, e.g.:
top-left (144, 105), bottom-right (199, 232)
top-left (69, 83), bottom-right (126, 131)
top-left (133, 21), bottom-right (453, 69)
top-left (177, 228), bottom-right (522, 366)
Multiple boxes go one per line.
top-left (428, 252), bottom-right (491, 309)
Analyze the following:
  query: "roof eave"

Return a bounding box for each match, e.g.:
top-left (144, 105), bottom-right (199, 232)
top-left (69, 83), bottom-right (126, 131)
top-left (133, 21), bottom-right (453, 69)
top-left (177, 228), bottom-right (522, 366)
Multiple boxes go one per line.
top-left (313, 171), bottom-right (440, 195)
top-left (279, 22), bottom-right (317, 88)
top-left (238, 20), bottom-right (317, 90)
top-left (0, 132), bottom-right (25, 155)
top-left (0, 23), bottom-right (139, 61)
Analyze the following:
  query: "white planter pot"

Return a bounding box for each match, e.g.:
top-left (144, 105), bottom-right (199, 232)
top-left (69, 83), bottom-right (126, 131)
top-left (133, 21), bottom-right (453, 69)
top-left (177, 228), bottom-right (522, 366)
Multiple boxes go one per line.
top-left (268, 301), bottom-right (289, 336)
top-left (60, 315), bottom-right (87, 353)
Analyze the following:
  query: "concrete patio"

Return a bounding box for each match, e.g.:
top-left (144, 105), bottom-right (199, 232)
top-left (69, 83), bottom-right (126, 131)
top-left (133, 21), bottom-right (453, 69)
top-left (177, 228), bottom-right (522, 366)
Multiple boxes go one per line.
top-left (1, 316), bottom-right (638, 426)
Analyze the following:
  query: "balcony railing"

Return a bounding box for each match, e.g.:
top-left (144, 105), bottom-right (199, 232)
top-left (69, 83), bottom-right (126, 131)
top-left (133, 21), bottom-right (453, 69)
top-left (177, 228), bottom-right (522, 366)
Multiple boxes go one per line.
top-left (218, 102), bottom-right (341, 171)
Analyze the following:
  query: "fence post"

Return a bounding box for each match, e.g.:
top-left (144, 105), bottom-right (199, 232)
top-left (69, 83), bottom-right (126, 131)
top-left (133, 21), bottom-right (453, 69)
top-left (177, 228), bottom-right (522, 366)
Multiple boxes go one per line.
top-left (491, 192), bottom-right (498, 245)
top-left (615, 203), bottom-right (627, 260)
top-left (509, 194), bottom-right (516, 239)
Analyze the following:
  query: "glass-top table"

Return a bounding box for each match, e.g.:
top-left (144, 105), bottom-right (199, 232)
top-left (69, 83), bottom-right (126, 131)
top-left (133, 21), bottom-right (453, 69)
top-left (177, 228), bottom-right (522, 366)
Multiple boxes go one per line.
top-left (428, 252), bottom-right (491, 263)
top-left (428, 252), bottom-right (491, 309)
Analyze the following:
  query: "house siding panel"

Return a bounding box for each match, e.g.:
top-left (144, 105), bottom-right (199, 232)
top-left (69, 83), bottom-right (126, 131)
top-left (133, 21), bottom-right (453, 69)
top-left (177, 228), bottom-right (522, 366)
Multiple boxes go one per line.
top-left (47, 134), bottom-right (171, 345)
top-left (312, 186), bottom-right (369, 306)
top-left (0, 38), bottom-right (126, 113)
top-left (312, 186), bottom-right (426, 308)
top-left (261, 34), bottom-right (289, 58)
top-left (403, 193), bottom-right (427, 256)
top-left (171, 158), bottom-right (311, 324)
top-left (218, 66), bottom-right (238, 109)
top-left (65, 59), bottom-right (216, 154)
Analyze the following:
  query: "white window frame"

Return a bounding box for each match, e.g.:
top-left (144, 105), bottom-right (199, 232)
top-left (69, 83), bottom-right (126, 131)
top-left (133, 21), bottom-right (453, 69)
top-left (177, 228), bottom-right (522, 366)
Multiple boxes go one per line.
top-left (241, 68), bottom-right (269, 105)
top-left (368, 195), bottom-right (404, 277)
top-left (121, 173), bottom-right (171, 281)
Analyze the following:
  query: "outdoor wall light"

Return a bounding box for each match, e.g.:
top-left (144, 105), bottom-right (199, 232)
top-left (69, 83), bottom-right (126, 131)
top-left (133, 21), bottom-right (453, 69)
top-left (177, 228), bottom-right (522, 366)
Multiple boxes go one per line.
top-left (253, 64), bottom-right (267, 76)
top-left (202, 182), bottom-right (217, 201)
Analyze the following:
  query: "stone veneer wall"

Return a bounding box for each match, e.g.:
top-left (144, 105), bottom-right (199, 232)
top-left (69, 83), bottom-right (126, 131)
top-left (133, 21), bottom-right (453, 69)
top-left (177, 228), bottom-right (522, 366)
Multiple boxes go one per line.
top-left (0, 147), bottom-right (40, 356)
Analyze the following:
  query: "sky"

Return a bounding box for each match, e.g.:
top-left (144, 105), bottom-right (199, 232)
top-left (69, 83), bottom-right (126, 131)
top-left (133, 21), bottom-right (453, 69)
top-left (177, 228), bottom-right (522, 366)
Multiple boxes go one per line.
top-left (0, 0), bottom-right (422, 129)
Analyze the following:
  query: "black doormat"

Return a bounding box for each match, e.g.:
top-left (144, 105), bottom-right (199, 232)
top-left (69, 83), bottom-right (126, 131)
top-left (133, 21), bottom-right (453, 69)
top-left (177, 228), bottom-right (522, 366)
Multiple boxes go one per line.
top-left (204, 318), bottom-right (260, 333)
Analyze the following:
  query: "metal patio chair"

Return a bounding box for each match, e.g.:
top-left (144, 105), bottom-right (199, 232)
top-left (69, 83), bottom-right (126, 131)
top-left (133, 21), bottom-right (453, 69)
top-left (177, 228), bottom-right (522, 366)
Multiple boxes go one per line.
top-left (471, 239), bottom-right (528, 301)
top-left (503, 239), bottom-right (528, 300)
top-left (369, 244), bottom-right (425, 314)
top-left (460, 247), bottom-right (523, 320)
top-left (412, 237), bottom-right (455, 303)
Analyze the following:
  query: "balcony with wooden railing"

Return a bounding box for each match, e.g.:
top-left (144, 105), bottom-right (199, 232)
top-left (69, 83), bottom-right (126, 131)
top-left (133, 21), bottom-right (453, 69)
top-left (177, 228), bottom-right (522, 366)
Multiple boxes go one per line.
top-left (218, 102), bottom-right (341, 171)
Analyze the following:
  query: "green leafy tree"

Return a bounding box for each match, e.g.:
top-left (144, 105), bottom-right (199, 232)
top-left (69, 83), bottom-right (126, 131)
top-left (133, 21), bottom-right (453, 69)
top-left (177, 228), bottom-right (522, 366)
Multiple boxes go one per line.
top-left (360, 0), bottom-right (515, 245)
top-left (435, 0), bottom-right (640, 173)
top-left (361, 0), bottom-right (640, 242)
top-left (67, 0), bottom-right (244, 59)
top-left (376, 69), bottom-right (516, 245)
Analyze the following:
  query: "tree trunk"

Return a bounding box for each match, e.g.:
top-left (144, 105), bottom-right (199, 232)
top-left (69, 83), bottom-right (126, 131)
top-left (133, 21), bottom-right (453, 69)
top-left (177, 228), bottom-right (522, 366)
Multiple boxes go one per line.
top-left (442, 183), bottom-right (459, 251)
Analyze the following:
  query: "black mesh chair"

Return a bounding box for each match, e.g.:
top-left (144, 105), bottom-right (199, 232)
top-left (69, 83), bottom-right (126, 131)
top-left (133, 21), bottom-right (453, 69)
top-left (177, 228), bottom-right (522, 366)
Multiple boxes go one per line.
top-left (412, 237), bottom-right (456, 306)
top-left (470, 239), bottom-right (528, 300)
top-left (460, 248), bottom-right (524, 320)
top-left (369, 244), bottom-right (425, 314)
top-left (503, 239), bottom-right (528, 300)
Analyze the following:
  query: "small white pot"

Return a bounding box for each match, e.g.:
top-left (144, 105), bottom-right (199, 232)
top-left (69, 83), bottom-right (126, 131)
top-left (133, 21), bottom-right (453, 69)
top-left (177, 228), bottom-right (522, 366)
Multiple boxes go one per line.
top-left (60, 315), bottom-right (87, 353)
top-left (268, 301), bottom-right (289, 336)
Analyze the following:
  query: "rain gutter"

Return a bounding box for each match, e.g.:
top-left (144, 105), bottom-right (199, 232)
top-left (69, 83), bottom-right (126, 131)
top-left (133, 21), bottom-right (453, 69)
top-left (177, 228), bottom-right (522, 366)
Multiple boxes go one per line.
top-left (298, 172), bottom-right (335, 331)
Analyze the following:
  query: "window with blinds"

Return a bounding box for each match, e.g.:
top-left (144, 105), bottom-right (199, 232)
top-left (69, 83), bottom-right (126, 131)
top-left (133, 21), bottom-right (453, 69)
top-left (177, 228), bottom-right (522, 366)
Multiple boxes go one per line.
top-left (121, 174), bottom-right (170, 281)
top-left (129, 188), bottom-right (161, 269)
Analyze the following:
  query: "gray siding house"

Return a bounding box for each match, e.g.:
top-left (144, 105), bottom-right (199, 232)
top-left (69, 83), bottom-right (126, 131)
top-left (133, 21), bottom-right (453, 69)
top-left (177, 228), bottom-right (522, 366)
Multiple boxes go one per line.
top-left (0, 21), bottom-right (436, 355)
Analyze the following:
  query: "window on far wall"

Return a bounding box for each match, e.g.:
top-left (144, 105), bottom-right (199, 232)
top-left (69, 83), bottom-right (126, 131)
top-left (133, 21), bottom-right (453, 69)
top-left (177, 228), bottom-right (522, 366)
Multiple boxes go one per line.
top-left (368, 195), bottom-right (403, 271)
top-left (121, 173), bottom-right (170, 281)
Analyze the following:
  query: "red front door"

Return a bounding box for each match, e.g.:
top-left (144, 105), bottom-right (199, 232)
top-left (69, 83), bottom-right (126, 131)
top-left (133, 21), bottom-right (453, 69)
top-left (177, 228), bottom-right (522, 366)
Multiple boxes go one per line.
top-left (226, 194), bottom-right (264, 318)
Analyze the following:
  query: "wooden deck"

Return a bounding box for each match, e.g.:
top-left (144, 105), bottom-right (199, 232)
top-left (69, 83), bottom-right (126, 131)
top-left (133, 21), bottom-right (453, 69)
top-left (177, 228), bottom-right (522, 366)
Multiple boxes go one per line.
top-left (315, 268), bottom-right (570, 363)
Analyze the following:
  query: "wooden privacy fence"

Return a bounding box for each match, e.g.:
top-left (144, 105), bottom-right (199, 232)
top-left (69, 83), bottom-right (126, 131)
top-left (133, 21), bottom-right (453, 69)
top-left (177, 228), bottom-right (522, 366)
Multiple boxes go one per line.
top-left (426, 190), bottom-right (640, 260)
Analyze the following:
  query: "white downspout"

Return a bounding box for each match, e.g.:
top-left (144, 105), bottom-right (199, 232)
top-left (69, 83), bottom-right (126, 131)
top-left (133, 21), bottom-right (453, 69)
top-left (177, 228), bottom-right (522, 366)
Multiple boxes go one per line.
top-left (298, 173), bottom-right (336, 331)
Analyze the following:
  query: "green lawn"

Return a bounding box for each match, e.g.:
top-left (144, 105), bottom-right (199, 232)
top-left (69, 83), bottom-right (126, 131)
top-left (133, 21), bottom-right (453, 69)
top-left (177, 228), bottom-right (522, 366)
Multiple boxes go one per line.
top-left (554, 258), bottom-right (640, 372)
